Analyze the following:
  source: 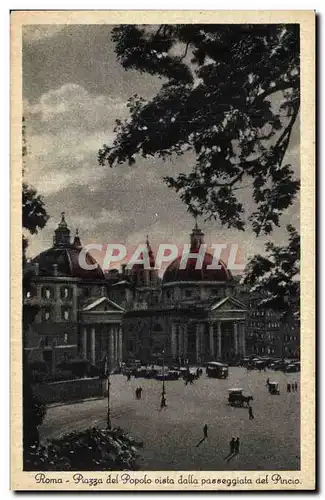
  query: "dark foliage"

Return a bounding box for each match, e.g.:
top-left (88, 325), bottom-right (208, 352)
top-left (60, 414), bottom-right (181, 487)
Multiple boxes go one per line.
top-left (22, 116), bottom-right (49, 260)
top-left (23, 355), bottom-right (47, 454)
top-left (24, 427), bottom-right (143, 471)
top-left (243, 224), bottom-right (300, 315)
top-left (99, 24), bottom-right (300, 235)
top-left (22, 116), bottom-right (49, 458)
top-left (56, 359), bottom-right (102, 378)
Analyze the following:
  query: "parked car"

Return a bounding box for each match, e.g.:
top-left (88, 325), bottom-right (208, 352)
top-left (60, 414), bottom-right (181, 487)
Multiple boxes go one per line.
top-left (286, 362), bottom-right (300, 373)
top-left (239, 357), bottom-right (250, 367)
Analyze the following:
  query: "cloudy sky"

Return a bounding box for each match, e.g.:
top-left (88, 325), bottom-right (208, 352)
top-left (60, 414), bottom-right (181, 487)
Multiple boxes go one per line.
top-left (23, 24), bottom-right (300, 269)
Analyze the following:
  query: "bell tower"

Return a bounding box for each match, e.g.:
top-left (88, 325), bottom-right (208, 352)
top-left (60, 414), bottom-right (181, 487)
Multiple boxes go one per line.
top-left (190, 219), bottom-right (205, 251)
top-left (54, 212), bottom-right (71, 247)
top-left (73, 228), bottom-right (82, 248)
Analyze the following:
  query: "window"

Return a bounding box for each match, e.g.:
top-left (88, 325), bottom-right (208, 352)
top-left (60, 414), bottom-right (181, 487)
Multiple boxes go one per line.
top-left (61, 287), bottom-right (70, 299)
top-left (185, 290), bottom-right (192, 298)
top-left (43, 350), bottom-right (53, 363)
top-left (43, 308), bottom-right (51, 321)
top-left (62, 308), bottom-right (70, 320)
top-left (44, 287), bottom-right (51, 299)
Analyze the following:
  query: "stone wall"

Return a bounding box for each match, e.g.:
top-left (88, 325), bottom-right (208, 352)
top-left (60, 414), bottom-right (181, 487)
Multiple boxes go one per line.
top-left (33, 377), bottom-right (107, 405)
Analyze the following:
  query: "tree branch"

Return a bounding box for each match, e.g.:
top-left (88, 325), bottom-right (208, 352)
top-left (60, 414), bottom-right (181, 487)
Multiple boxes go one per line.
top-left (178, 41), bottom-right (190, 62)
top-left (255, 79), bottom-right (299, 103)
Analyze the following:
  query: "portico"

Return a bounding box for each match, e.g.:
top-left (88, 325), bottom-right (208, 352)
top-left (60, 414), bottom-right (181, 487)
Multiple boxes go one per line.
top-left (80, 297), bottom-right (124, 369)
top-left (170, 296), bottom-right (247, 364)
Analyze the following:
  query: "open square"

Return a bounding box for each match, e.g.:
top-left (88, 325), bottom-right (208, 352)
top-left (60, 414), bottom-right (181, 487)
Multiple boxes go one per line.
top-left (40, 367), bottom-right (300, 471)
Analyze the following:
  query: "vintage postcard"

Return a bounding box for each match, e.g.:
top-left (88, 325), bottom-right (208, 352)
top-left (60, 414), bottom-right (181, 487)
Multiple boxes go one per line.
top-left (11, 10), bottom-right (315, 491)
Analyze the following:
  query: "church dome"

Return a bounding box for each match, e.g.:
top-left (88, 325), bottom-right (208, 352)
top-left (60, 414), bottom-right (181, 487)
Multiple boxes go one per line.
top-left (163, 252), bottom-right (231, 283)
top-left (32, 213), bottom-right (105, 281)
top-left (163, 223), bottom-right (232, 284)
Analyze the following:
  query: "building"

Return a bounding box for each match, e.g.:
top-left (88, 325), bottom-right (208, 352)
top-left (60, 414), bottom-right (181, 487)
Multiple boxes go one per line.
top-left (24, 213), bottom-right (124, 372)
top-left (110, 223), bottom-right (247, 364)
top-left (236, 279), bottom-right (300, 358)
top-left (24, 214), bottom-right (299, 370)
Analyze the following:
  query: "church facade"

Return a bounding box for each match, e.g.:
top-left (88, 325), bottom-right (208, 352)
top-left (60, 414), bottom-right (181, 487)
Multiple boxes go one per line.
top-left (109, 224), bottom-right (247, 364)
top-left (24, 213), bottom-right (124, 372)
top-left (24, 214), bottom-right (299, 371)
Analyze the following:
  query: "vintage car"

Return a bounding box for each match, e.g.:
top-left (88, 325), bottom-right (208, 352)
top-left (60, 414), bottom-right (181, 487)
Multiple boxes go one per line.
top-left (206, 362), bottom-right (229, 379)
top-left (155, 369), bottom-right (180, 381)
top-left (239, 357), bottom-right (251, 367)
top-left (285, 362), bottom-right (300, 373)
top-left (133, 367), bottom-right (150, 378)
top-left (167, 370), bottom-right (181, 380)
top-left (228, 388), bottom-right (253, 407)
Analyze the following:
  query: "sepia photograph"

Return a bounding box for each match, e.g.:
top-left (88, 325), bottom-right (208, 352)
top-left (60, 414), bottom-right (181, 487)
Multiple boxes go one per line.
top-left (11, 10), bottom-right (315, 490)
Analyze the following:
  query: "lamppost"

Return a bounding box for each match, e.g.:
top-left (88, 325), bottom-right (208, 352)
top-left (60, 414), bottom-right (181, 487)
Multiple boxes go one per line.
top-left (105, 355), bottom-right (111, 430)
top-left (282, 295), bottom-right (290, 361)
top-left (162, 349), bottom-right (166, 396)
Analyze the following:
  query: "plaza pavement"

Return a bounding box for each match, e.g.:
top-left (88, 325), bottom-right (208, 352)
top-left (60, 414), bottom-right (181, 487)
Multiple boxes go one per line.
top-left (39, 367), bottom-right (300, 471)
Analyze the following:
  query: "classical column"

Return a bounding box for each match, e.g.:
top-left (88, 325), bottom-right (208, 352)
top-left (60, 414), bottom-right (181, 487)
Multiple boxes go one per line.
top-left (90, 327), bottom-right (96, 365)
top-left (183, 324), bottom-right (188, 359)
top-left (196, 323), bottom-right (201, 364)
top-left (119, 326), bottom-right (123, 362)
top-left (239, 322), bottom-right (246, 357)
top-left (113, 326), bottom-right (117, 364)
top-left (82, 326), bottom-right (88, 360)
top-left (216, 322), bottom-right (222, 359)
top-left (233, 322), bottom-right (239, 356)
top-left (115, 326), bottom-right (118, 363)
top-left (109, 327), bottom-right (114, 368)
top-left (209, 323), bottom-right (215, 359)
top-left (51, 339), bottom-right (57, 376)
top-left (200, 323), bottom-right (206, 361)
top-left (171, 323), bottom-right (177, 360)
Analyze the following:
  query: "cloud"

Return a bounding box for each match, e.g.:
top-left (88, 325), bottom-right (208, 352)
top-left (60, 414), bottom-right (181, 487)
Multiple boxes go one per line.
top-left (24, 83), bottom-right (127, 135)
top-left (23, 25), bottom-right (162, 103)
top-left (23, 25), bottom-right (66, 43)
top-left (23, 26), bottom-right (300, 265)
top-left (23, 83), bottom-right (130, 197)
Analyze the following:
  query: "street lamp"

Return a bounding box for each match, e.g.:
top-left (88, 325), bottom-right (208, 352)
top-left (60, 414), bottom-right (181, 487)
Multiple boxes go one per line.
top-left (162, 349), bottom-right (166, 396)
top-left (105, 355), bottom-right (111, 430)
top-left (282, 294), bottom-right (290, 360)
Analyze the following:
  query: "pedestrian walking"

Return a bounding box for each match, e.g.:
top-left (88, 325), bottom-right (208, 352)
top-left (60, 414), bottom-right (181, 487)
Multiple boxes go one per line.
top-left (235, 437), bottom-right (240, 454)
top-left (266, 377), bottom-right (270, 387)
top-left (138, 387), bottom-right (143, 399)
top-left (160, 394), bottom-right (167, 409)
top-left (294, 381), bottom-right (298, 392)
top-left (287, 383), bottom-right (291, 393)
top-left (248, 405), bottom-right (254, 420)
top-left (230, 437), bottom-right (236, 455)
top-left (291, 383), bottom-right (295, 392)
top-left (203, 424), bottom-right (208, 439)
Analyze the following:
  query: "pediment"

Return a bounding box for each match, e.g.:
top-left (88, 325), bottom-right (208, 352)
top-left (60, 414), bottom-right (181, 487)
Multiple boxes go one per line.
top-left (210, 296), bottom-right (247, 312)
top-left (82, 296), bottom-right (125, 313)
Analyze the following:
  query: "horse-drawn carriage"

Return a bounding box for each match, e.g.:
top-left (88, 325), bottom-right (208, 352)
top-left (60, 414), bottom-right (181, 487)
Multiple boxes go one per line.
top-left (228, 388), bottom-right (253, 407)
